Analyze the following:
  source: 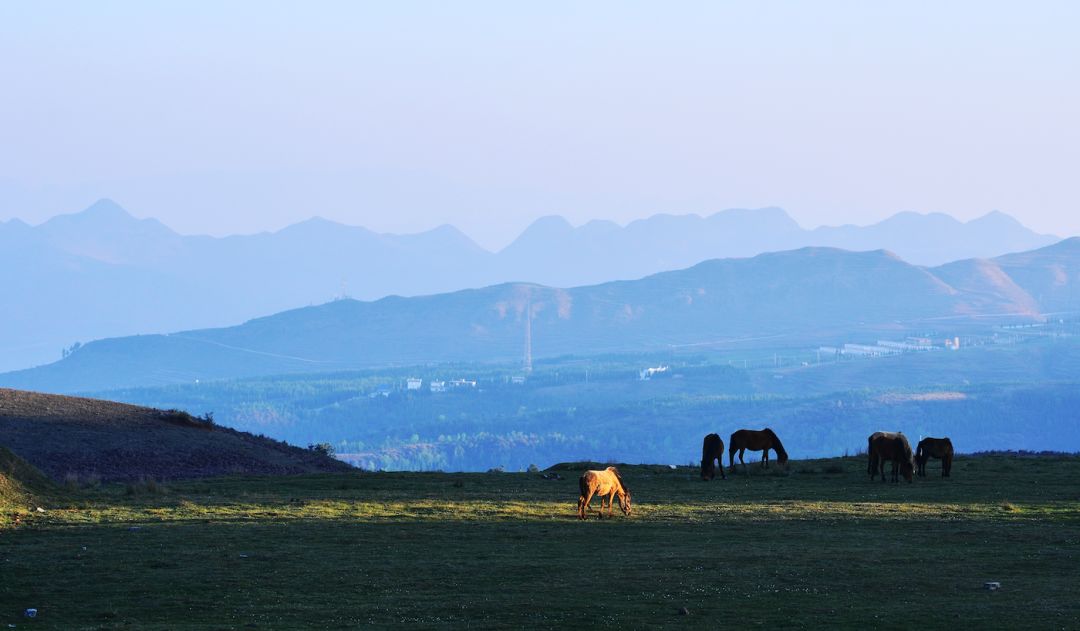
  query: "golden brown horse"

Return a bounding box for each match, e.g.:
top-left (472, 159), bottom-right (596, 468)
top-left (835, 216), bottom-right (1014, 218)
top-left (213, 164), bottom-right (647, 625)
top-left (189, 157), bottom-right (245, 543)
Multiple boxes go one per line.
top-left (868, 431), bottom-right (915, 483)
top-left (728, 428), bottom-right (789, 473)
top-left (700, 433), bottom-right (727, 480)
top-left (916, 437), bottom-right (954, 477)
top-left (577, 466), bottom-right (632, 520)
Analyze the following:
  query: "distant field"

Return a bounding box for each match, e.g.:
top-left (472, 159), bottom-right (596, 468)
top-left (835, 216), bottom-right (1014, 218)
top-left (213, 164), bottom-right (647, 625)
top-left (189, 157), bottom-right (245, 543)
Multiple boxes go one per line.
top-left (89, 336), bottom-right (1080, 470)
top-left (2, 454), bottom-right (1078, 629)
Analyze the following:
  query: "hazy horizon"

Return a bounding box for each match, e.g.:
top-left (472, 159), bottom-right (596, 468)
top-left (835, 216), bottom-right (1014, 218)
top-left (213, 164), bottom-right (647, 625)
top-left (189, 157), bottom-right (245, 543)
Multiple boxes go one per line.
top-left (4, 198), bottom-right (1067, 251)
top-left (2, 2), bottom-right (1078, 250)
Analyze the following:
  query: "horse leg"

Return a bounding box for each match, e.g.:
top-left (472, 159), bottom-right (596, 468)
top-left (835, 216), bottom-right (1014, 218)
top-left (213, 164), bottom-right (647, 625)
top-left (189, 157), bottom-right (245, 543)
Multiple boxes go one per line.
top-left (739, 449), bottom-right (748, 475)
top-left (606, 491), bottom-right (615, 518)
top-left (718, 456), bottom-right (726, 480)
top-left (943, 454), bottom-right (951, 477)
top-left (728, 448), bottom-right (737, 474)
top-left (581, 488), bottom-right (597, 520)
top-left (763, 450), bottom-right (769, 469)
top-left (879, 458), bottom-right (887, 483)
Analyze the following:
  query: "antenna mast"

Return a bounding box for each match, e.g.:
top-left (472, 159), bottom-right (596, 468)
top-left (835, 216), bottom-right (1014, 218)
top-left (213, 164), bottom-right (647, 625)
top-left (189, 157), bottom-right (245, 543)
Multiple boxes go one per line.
top-left (524, 297), bottom-right (533, 373)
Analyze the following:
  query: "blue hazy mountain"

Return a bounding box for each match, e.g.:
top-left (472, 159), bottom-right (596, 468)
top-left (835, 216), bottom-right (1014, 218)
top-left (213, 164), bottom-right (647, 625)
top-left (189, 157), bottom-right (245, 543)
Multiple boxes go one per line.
top-left (6, 239), bottom-right (1077, 394)
top-left (0, 199), bottom-right (1059, 372)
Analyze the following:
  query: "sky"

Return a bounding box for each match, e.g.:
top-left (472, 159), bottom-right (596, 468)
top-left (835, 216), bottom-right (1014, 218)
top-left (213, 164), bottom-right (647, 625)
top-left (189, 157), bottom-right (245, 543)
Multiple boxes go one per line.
top-left (1, 1), bottom-right (1077, 250)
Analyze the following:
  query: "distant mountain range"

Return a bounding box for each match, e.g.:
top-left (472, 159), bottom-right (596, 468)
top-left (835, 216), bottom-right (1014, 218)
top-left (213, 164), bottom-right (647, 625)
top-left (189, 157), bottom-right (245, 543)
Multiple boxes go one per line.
top-left (4, 237), bottom-right (1079, 394)
top-left (0, 199), bottom-right (1060, 372)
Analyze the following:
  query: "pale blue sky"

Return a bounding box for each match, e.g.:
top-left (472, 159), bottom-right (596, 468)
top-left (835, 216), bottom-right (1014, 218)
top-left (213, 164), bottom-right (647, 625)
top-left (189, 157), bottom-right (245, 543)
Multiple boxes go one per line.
top-left (1, 1), bottom-right (1077, 249)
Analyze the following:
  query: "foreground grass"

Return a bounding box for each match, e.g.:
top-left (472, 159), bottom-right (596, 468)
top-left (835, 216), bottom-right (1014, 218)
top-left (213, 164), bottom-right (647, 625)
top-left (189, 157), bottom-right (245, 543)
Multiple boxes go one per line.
top-left (2, 455), bottom-right (1079, 629)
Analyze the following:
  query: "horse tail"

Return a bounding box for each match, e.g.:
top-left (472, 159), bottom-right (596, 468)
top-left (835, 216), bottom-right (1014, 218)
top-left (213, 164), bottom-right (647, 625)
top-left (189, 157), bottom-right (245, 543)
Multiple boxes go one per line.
top-left (728, 431), bottom-right (740, 454)
top-left (867, 435), bottom-right (875, 474)
top-left (579, 474), bottom-right (589, 497)
top-left (915, 440), bottom-right (925, 461)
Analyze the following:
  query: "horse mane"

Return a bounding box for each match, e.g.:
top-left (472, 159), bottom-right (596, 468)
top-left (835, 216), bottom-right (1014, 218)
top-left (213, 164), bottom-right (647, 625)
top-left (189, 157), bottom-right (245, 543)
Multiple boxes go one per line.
top-left (606, 466), bottom-right (627, 491)
top-left (766, 428), bottom-right (789, 459)
top-left (898, 434), bottom-right (914, 461)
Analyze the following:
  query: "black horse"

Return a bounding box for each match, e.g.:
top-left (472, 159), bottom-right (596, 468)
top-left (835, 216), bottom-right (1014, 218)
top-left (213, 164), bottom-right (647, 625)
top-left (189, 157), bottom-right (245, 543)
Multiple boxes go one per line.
top-left (700, 433), bottom-right (726, 480)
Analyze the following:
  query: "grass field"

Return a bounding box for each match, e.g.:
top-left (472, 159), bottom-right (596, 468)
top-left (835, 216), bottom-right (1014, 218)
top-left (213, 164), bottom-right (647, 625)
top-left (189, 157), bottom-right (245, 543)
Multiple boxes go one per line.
top-left (2, 454), bottom-right (1079, 629)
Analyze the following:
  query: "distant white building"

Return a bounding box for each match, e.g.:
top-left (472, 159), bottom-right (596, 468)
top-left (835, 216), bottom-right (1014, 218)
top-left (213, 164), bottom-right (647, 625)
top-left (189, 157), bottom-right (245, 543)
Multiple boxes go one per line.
top-left (369, 385), bottom-right (392, 398)
top-left (639, 365), bottom-right (669, 380)
top-left (406, 378), bottom-right (423, 390)
top-left (449, 379), bottom-right (477, 389)
top-left (429, 380), bottom-right (447, 393)
top-left (510, 375), bottom-right (526, 385)
top-left (842, 344), bottom-right (899, 357)
top-left (877, 340), bottom-right (933, 352)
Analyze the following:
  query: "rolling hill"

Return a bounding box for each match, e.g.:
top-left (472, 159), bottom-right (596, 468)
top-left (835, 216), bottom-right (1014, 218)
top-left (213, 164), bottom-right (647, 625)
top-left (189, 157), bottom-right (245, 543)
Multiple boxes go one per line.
top-left (0, 388), bottom-right (352, 481)
top-left (0, 199), bottom-right (1058, 372)
top-left (5, 241), bottom-right (1073, 394)
top-left (0, 446), bottom-right (55, 516)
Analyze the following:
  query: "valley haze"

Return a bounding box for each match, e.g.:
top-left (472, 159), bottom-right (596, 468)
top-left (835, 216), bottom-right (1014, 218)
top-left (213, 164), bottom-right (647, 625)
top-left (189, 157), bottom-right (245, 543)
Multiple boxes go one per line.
top-left (0, 200), bottom-right (1060, 372)
top-left (2, 215), bottom-right (1078, 471)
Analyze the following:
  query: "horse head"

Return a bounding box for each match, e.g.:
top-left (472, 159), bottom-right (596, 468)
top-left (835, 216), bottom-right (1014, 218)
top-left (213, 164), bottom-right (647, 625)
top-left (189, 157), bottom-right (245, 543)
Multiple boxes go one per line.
top-left (620, 490), bottom-right (632, 516)
top-left (914, 452), bottom-right (928, 476)
top-left (900, 458), bottom-right (915, 483)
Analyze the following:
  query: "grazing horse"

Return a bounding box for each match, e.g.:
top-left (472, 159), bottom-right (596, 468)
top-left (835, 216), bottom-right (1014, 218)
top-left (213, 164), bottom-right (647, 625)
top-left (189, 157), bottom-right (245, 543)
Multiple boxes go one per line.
top-left (728, 428), bottom-right (789, 473)
top-left (868, 431), bottom-right (915, 483)
top-left (916, 437), bottom-right (954, 478)
top-left (700, 433), bottom-right (727, 480)
top-left (577, 466), bottom-right (632, 520)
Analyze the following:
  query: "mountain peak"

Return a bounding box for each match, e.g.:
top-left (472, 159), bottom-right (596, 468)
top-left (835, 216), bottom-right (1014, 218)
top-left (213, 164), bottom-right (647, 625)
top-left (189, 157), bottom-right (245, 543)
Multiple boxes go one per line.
top-left (524, 215), bottom-right (574, 233)
top-left (81, 198), bottom-right (133, 221)
top-left (968, 210), bottom-right (1023, 228)
top-left (499, 215), bottom-right (575, 254)
top-left (707, 207), bottom-right (801, 230)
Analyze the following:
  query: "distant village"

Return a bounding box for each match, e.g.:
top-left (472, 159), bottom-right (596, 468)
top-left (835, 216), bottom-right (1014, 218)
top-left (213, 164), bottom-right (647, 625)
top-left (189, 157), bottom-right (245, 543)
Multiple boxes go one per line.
top-left (361, 319), bottom-right (1077, 398)
top-left (367, 375), bottom-right (518, 398)
top-left (817, 336), bottom-right (956, 359)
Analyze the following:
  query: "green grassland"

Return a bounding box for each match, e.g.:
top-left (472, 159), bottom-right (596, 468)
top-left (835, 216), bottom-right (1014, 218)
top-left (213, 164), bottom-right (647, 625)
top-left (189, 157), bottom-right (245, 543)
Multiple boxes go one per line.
top-left (2, 454), bottom-right (1079, 629)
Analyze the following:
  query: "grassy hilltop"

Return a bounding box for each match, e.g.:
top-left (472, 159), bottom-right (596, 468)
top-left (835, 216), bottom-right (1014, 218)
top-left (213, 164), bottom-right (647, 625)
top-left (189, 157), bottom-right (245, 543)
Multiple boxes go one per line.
top-left (0, 388), bottom-right (350, 482)
top-left (2, 454), bottom-right (1078, 629)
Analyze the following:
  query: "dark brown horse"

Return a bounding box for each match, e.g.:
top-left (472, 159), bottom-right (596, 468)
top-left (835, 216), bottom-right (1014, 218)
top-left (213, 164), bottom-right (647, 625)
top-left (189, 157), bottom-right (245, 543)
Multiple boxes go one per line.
top-left (728, 428), bottom-right (788, 473)
top-left (868, 431), bottom-right (915, 483)
top-left (916, 437), bottom-right (954, 477)
top-left (700, 433), bottom-right (727, 480)
top-left (577, 466), bottom-right (632, 519)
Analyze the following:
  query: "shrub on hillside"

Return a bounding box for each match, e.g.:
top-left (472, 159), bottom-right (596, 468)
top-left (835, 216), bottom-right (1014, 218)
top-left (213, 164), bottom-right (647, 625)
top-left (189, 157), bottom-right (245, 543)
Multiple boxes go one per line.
top-left (161, 409), bottom-right (215, 430)
top-left (308, 443), bottom-right (336, 458)
top-left (124, 476), bottom-right (164, 496)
